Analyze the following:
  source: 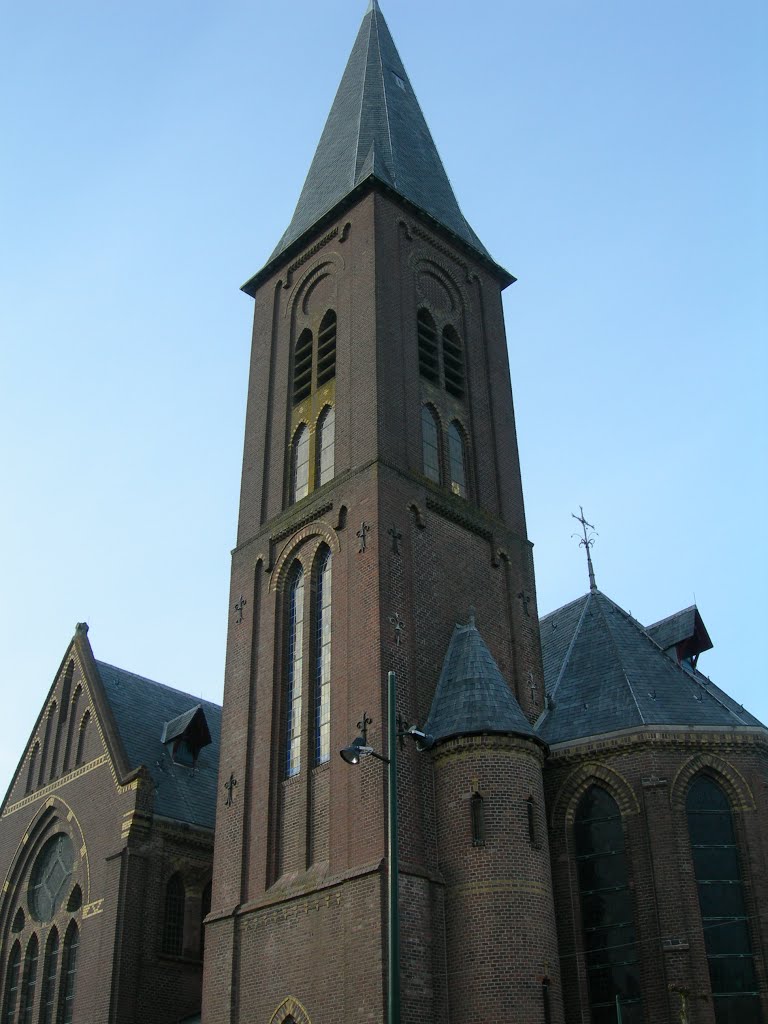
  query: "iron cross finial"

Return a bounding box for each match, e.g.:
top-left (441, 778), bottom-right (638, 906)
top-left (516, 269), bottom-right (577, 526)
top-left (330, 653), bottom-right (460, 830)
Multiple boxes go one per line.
top-left (571, 506), bottom-right (598, 592)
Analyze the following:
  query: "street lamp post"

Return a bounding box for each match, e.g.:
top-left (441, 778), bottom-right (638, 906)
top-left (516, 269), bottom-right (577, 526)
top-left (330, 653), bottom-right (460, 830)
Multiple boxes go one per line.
top-left (340, 672), bottom-right (432, 1024)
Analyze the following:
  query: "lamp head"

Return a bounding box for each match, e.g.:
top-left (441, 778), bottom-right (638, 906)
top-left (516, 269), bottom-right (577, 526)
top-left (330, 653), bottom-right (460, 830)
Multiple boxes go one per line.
top-left (405, 725), bottom-right (435, 751)
top-left (339, 736), bottom-right (373, 765)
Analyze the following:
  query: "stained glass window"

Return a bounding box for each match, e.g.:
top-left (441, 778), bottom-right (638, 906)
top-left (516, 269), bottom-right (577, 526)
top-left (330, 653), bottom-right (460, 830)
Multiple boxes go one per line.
top-left (18, 934), bottom-right (38, 1024)
top-left (286, 565), bottom-right (305, 777)
top-left (421, 406), bottom-right (441, 483)
top-left (315, 550), bottom-right (332, 764)
top-left (574, 786), bottom-right (642, 1024)
top-left (686, 777), bottom-right (762, 1024)
top-left (162, 874), bottom-right (185, 957)
top-left (39, 929), bottom-right (59, 1024)
top-left (317, 406), bottom-right (335, 487)
top-left (291, 426), bottom-right (310, 503)
top-left (58, 923), bottom-right (78, 1024)
top-left (448, 421), bottom-right (467, 497)
top-left (1, 942), bottom-right (20, 1024)
top-left (28, 834), bottom-right (74, 923)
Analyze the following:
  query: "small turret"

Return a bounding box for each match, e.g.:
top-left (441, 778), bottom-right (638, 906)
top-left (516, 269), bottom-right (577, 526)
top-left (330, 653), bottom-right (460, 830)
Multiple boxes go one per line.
top-left (426, 620), bottom-right (563, 1023)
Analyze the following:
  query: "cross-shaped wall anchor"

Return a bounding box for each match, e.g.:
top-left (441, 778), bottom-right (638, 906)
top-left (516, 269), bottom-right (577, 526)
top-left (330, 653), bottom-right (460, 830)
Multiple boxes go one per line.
top-left (224, 772), bottom-right (238, 807)
top-left (517, 591), bottom-right (531, 617)
top-left (356, 521), bottom-right (371, 553)
top-left (527, 671), bottom-right (538, 704)
top-left (234, 596), bottom-right (247, 623)
top-left (389, 612), bottom-right (405, 646)
top-left (388, 525), bottom-right (403, 555)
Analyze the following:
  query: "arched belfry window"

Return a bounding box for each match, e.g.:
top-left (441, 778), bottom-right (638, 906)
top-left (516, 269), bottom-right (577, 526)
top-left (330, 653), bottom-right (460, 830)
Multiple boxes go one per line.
top-left (316, 405), bottom-right (335, 487)
top-left (421, 406), bottom-right (441, 483)
top-left (58, 922), bottom-right (79, 1024)
top-left (417, 309), bottom-right (439, 383)
top-left (686, 776), bottom-right (761, 1022)
top-left (291, 425), bottom-right (310, 504)
top-left (1, 942), bottom-right (21, 1024)
top-left (317, 310), bottom-right (336, 386)
top-left (39, 929), bottom-right (59, 1024)
top-left (18, 934), bottom-right (38, 1024)
top-left (285, 564), bottom-right (305, 778)
top-left (442, 325), bottom-right (465, 399)
top-left (314, 549), bottom-right (332, 765)
top-left (293, 329), bottom-right (313, 404)
top-left (448, 421), bottom-right (468, 498)
top-left (162, 874), bottom-right (185, 957)
top-left (574, 785), bottom-right (642, 1023)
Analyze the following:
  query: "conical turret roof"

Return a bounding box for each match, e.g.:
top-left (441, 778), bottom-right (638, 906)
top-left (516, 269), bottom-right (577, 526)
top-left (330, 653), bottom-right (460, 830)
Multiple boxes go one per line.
top-left (261, 3), bottom-right (499, 276)
top-left (424, 620), bottom-right (539, 746)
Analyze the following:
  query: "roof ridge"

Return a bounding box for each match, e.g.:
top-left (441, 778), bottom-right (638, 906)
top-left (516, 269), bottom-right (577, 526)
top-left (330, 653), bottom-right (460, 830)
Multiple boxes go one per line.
top-left (547, 592), bottom-right (592, 704)
top-left (540, 591), bottom-right (592, 623)
top-left (594, 594), bottom-right (646, 725)
top-left (645, 604), bottom-right (698, 631)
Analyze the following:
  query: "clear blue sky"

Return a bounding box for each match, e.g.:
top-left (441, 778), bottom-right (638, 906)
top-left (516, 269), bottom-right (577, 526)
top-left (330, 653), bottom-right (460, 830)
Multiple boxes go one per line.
top-left (1, 1), bottom-right (766, 789)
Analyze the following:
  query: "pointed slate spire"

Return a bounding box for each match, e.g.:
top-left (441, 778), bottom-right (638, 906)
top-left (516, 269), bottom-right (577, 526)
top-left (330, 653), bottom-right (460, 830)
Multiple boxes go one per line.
top-left (424, 620), bottom-right (540, 746)
top-left (266, 4), bottom-right (496, 270)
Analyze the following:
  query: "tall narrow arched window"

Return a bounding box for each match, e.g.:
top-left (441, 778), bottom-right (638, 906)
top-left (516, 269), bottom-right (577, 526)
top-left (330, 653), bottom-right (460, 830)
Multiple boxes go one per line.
top-left (421, 406), bottom-right (441, 483)
top-left (293, 329), bottom-right (313, 404)
top-left (39, 928), bottom-right (59, 1024)
top-left (448, 421), bottom-right (468, 498)
top-left (574, 786), bottom-right (642, 1024)
top-left (291, 425), bottom-right (310, 503)
top-left (316, 406), bottom-right (335, 487)
top-left (26, 742), bottom-right (39, 795)
top-left (442, 325), bottom-right (465, 399)
top-left (417, 309), bottom-right (439, 383)
top-left (63, 687), bottom-right (82, 773)
top-left (39, 704), bottom-right (56, 787)
top-left (18, 934), bottom-right (38, 1024)
top-left (317, 310), bottom-right (337, 386)
top-left (200, 881), bottom-right (212, 959)
top-left (686, 776), bottom-right (761, 1022)
top-left (1, 942), bottom-right (21, 1024)
top-left (75, 711), bottom-right (90, 768)
top-left (285, 564), bottom-right (305, 777)
top-left (314, 550), bottom-right (332, 765)
top-left (50, 713), bottom-right (62, 782)
top-left (60, 662), bottom-right (74, 718)
top-left (57, 922), bottom-right (78, 1024)
top-left (162, 874), bottom-right (185, 957)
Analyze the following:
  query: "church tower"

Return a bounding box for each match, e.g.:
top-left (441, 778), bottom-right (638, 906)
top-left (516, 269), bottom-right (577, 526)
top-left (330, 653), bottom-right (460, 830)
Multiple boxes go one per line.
top-left (204, 5), bottom-right (561, 1021)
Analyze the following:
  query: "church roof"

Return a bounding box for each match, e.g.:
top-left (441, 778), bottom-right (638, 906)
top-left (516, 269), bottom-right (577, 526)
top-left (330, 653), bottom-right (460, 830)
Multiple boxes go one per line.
top-left (537, 590), bottom-right (763, 745)
top-left (97, 661), bottom-right (221, 830)
top-left (424, 620), bottom-right (539, 746)
top-left (259, 2), bottom-right (499, 279)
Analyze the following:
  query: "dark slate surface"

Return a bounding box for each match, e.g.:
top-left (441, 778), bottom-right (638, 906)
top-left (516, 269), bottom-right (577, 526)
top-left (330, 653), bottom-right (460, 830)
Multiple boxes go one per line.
top-left (424, 621), bottom-right (537, 744)
top-left (267, 1), bottom-right (493, 266)
top-left (160, 705), bottom-right (210, 746)
top-left (537, 592), bottom-right (763, 745)
top-left (97, 661), bottom-right (221, 830)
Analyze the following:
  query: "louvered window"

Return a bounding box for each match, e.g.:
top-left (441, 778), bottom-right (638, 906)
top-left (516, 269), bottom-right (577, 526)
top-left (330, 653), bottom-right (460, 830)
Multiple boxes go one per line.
top-left (417, 310), bottom-right (439, 383)
top-left (317, 310), bottom-right (337, 386)
top-left (58, 923), bottom-right (79, 1024)
top-left (285, 565), bottom-right (305, 777)
top-left (315, 549), bottom-right (332, 765)
top-left (442, 325), bottom-right (465, 398)
top-left (686, 777), bottom-right (761, 1024)
top-left (293, 329), bottom-right (313, 404)
top-left (421, 406), bottom-right (441, 483)
top-left (162, 875), bottom-right (185, 956)
top-left (39, 929), bottom-right (58, 1024)
top-left (575, 786), bottom-right (642, 1024)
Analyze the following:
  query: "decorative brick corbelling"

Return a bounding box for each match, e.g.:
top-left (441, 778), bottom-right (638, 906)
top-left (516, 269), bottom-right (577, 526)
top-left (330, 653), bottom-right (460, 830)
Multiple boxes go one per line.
top-left (669, 752), bottom-right (757, 812)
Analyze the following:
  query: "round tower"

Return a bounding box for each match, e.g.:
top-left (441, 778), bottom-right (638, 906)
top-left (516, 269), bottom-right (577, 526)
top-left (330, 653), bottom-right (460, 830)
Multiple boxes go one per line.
top-left (424, 620), bottom-right (564, 1024)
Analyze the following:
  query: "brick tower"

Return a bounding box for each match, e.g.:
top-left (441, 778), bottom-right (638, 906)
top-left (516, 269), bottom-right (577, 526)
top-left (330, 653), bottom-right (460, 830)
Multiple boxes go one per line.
top-left (203, 4), bottom-right (561, 1021)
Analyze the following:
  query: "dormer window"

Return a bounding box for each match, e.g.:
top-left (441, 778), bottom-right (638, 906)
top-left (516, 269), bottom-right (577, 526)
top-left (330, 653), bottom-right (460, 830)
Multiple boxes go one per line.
top-left (161, 706), bottom-right (212, 768)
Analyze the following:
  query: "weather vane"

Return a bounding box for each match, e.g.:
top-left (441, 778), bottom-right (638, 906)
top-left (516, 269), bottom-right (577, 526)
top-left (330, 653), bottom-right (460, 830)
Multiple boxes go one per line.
top-left (571, 506), bottom-right (598, 592)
